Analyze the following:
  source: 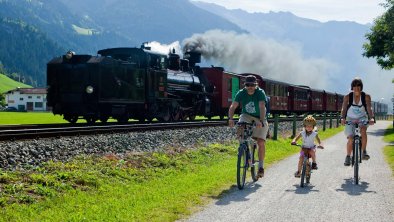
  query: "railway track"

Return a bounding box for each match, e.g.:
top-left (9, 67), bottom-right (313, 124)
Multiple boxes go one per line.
top-left (0, 121), bottom-right (228, 141)
top-left (0, 114), bottom-right (340, 141)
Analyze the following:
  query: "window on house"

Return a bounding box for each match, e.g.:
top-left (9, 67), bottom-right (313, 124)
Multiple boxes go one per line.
top-left (37, 96), bottom-right (41, 99)
top-left (28, 96), bottom-right (32, 99)
top-left (20, 98), bottom-right (24, 101)
top-left (35, 102), bottom-right (43, 108)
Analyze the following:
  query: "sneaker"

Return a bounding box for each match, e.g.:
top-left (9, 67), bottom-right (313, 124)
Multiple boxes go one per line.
top-left (294, 171), bottom-right (301, 178)
top-left (344, 155), bottom-right (351, 166)
top-left (312, 162), bottom-right (318, 170)
top-left (258, 167), bottom-right (264, 178)
top-left (362, 151), bottom-right (370, 160)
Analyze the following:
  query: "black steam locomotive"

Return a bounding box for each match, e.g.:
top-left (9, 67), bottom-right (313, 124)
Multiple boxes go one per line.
top-left (47, 45), bottom-right (215, 123)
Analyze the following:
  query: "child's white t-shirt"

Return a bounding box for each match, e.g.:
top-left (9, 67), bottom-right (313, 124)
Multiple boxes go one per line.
top-left (301, 130), bottom-right (317, 148)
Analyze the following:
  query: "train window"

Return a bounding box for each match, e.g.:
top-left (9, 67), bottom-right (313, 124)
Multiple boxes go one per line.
top-left (280, 85), bottom-right (285, 97)
top-left (296, 90), bottom-right (308, 100)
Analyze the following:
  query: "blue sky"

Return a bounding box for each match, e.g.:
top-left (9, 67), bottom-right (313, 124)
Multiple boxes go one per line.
top-left (192, 0), bottom-right (386, 24)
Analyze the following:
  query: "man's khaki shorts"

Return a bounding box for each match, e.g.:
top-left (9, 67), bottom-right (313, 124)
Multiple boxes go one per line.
top-left (239, 114), bottom-right (269, 140)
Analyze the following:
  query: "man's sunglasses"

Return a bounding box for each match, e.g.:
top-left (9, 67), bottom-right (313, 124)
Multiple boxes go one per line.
top-left (352, 84), bottom-right (361, 87)
top-left (245, 83), bottom-right (256, 87)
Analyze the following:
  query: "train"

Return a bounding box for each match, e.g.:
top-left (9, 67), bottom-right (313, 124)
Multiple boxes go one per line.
top-left (46, 44), bottom-right (388, 123)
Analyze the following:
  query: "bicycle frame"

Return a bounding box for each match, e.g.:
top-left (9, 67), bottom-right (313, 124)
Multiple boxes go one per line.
top-left (346, 120), bottom-right (368, 185)
top-left (236, 122), bottom-right (259, 190)
top-left (300, 147), bottom-right (313, 187)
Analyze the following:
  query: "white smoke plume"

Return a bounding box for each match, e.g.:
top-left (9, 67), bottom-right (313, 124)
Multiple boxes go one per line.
top-left (146, 41), bottom-right (182, 55)
top-left (182, 29), bottom-right (337, 90)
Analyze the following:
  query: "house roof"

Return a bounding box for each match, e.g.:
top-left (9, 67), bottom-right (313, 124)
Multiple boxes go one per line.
top-left (6, 87), bottom-right (47, 94)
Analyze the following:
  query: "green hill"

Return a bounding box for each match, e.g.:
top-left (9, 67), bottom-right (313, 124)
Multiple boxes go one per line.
top-left (0, 73), bottom-right (31, 94)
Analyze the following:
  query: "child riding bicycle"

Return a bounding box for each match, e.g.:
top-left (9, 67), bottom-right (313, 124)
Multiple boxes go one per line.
top-left (291, 115), bottom-right (323, 177)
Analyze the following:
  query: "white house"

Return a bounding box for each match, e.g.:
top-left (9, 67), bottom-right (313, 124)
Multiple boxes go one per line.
top-left (5, 87), bottom-right (47, 111)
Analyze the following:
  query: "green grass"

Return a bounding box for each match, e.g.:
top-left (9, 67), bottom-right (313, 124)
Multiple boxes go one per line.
top-left (0, 126), bottom-right (343, 221)
top-left (0, 74), bottom-right (31, 94)
top-left (383, 124), bottom-right (394, 175)
top-left (0, 112), bottom-right (67, 124)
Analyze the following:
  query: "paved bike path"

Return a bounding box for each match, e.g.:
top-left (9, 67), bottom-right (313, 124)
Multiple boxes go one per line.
top-left (183, 121), bottom-right (394, 222)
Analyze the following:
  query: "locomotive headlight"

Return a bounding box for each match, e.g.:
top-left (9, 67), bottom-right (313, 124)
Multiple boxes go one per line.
top-left (86, 86), bottom-right (94, 94)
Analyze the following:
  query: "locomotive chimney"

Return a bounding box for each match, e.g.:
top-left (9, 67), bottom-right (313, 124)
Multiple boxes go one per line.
top-left (184, 51), bottom-right (201, 67)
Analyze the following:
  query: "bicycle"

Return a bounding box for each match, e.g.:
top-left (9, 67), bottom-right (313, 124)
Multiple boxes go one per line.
top-left (236, 121), bottom-right (259, 190)
top-left (346, 119), bottom-right (369, 185)
top-left (291, 143), bottom-right (323, 187)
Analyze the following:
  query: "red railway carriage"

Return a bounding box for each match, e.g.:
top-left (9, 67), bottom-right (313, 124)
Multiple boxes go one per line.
top-left (264, 78), bottom-right (289, 114)
top-left (240, 73), bottom-right (290, 115)
top-left (324, 92), bottom-right (337, 112)
top-left (200, 67), bottom-right (242, 119)
top-left (336, 93), bottom-right (344, 112)
top-left (309, 89), bottom-right (324, 113)
top-left (288, 85), bottom-right (310, 114)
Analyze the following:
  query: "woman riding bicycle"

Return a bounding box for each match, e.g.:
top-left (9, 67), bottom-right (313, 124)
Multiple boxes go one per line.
top-left (291, 115), bottom-right (323, 177)
top-left (228, 75), bottom-right (269, 178)
top-left (340, 77), bottom-right (375, 166)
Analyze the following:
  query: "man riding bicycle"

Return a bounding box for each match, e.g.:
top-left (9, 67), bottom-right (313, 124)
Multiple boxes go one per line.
top-left (340, 77), bottom-right (375, 166)
top-left (228, 75), bottom-right (269, 178)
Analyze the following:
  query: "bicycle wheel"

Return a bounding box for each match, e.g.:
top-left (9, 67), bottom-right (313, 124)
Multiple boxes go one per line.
top-left (354, 140), bottom-right (359, 185)
top-left (237, 144), bottom-right (248, 190)
top-left (306, 161), bottom-right (311, 184)
top-left (359, 139), bottom-right (363, 163)
top-left (251, 143), bottom-right (259, 182)
top-left (300, 158), bottom-right (307, 187)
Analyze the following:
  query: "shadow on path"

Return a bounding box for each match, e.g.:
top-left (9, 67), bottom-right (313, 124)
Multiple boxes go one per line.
top-left (212, 182), bottom-right (262, 206)
top-left (335, 178), bottom-right (376, 196)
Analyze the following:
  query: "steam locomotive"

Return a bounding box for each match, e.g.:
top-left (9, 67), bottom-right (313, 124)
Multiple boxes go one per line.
top-left (47, 44), bottom-right (387, 124)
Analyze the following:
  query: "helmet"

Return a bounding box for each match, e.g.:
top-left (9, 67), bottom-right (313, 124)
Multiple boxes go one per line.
top-left (303, 115), bottom-right (316, 127)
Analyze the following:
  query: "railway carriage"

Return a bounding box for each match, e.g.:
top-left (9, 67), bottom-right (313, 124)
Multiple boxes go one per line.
top-left (199, 67), bottom-right (242, 119)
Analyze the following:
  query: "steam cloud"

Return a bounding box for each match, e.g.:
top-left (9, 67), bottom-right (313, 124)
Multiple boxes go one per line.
top-left (182, 29), bottom-right (337, 89)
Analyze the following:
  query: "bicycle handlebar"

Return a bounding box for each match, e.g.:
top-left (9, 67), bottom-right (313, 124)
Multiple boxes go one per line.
top-left (291, 143), bottom-right (324, 149)
top-left (345, 119), bottom-right (369, 126)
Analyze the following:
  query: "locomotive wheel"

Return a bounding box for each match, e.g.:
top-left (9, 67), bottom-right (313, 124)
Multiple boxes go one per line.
top-left (85, 116), bottom-right (97, 124)
top-left (188, 113), bottom-right (196, 121)
top-left (158, 114), bottom-right (170, 122)
top-left (171, 108), bottom-right (181, 121)
top-left (158, 107), bottom-right (171, 122)
top-left (99, 116), bottom-right (109, 123)
top-left (116, 117), bottom-right (128, 123)
top-left (64, 115), bottom-right (78, 124)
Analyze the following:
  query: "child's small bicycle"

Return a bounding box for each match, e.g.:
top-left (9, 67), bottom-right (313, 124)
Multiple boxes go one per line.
top-left (291, 143), bottom-right (323, 187)
top-left (236, 121), bottom-right (259, 190)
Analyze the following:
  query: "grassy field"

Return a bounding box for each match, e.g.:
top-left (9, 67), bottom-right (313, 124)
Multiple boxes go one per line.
top-left (0, 112), bottom-right (68, 124)
top-left (383, 124), bottom-right (394, 175)
top-left (0, 126), bottom-right (344, 221)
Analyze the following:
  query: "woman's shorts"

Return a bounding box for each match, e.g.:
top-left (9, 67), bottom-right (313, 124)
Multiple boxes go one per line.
top-left (344, 116), bottom-right (368, 137)
top-left (239, 114), bottom-right (269, 140)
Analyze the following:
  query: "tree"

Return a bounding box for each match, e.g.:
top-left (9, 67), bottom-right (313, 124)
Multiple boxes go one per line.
top-left (363, 0), bottom-right (394, 70)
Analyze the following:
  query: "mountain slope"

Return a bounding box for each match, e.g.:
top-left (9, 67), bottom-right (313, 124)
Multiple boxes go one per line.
top-left (58, 0), bottom-right (246, 45)
top-left (0, 18), bottom-right (64, 86)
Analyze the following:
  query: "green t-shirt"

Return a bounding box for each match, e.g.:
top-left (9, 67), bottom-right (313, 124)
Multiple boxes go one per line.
top-left (234, 87), bottom-right (267, 117)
